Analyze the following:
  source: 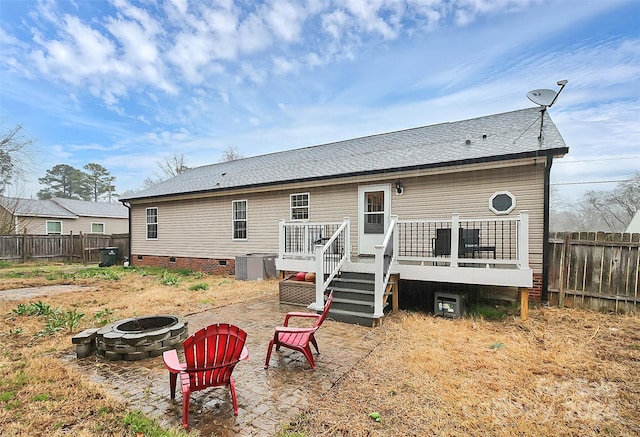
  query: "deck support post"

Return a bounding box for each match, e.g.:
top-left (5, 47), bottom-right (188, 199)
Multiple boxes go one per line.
top-left (520, 287), bottom-right (529, 320)
top-left (391, 274), bottom-right (399, 312)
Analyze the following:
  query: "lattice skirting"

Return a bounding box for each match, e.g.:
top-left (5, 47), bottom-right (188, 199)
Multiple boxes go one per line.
top-left (279, 280), bottom-right (315, 306)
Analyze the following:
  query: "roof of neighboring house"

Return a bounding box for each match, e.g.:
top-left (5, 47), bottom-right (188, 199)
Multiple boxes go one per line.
top-left (51, 198), bottom-right (128, 218)
top-left (626, 211), bottom-right (640, 233)
top-left (0, 197), bottom-right (78, 218)
top-left (0, 197), bottom-right (127, 219)
top-left (122, 107), bottom-right (569, 201)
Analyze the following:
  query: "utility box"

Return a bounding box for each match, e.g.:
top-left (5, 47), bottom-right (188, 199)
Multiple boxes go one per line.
top-left (235, 253), bottom-right (277, 280)
top-left (434, 292), bottom-right (467, 318)
top-left (99, 247), bottom-right (119, 267)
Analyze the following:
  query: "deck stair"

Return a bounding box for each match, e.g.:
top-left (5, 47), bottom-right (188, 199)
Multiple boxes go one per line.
top-left (328, 271), bottom-right (394, 327)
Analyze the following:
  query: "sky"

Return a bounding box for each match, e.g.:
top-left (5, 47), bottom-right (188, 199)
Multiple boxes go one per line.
top-left (0, 0), bottom-right (638, 203)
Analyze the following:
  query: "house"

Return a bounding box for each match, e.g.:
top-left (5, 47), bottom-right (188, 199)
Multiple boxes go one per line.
top-left (120, 107), bottom-right (569, 324)
top-left (0, 196), bottom-right (128, 235)
top-left (626, 210), bottom-right (640, 233)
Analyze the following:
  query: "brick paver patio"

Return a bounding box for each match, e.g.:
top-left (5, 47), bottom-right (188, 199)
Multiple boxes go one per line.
top-left (66, 297), bottom-right (381, 436)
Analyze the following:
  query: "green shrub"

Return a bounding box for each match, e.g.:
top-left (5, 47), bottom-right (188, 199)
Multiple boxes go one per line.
top-left (159, 270), bottom-right (180, 286)
top-left (188, 283), bottom-right (209, 291)
top-left (13, 301), bottom-right (54, 316)
top-left (123, 410), bottom-right (189, 437)
top-left (93, 308), bottom-right (115, 326)
top-left (469, 304), bottom-right (509, 320)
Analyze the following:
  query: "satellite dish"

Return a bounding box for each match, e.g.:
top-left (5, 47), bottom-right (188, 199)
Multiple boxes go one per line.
top-left (527, 89), bottom-right (557, 107)
top-left (525, 80), bottom-right (568, 141)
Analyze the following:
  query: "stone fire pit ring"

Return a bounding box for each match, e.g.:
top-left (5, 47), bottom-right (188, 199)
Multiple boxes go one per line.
top-left (95, 315), bottom-right (188, 361)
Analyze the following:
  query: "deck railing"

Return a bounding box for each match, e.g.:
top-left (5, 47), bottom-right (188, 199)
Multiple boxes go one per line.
top-left (277, 212), bottom-right (529, 313)
top-left (373, 215), bottom-right (398, 317)
top-left (396, 212), bottom-right (529, 268)
top-left (278, 218), bottom-right (350, 311)
top-left (313, 219), bottom-right (350, 310)
top-left (279, 220), bottom-right (344, 258)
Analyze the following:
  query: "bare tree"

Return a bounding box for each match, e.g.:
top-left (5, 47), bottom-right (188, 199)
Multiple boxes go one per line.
top-left (0, 124), bottom-right (34, 195)
top-left (552, 173), bottom-right (640, 232)
top-left (143, 153), bottom-right (190, 188)
top-left (220, 146), bottom-right (243, 162)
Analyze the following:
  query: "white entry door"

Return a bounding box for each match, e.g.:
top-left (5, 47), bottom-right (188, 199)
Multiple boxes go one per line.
top-left (358, 184), bottom-right (391, 255)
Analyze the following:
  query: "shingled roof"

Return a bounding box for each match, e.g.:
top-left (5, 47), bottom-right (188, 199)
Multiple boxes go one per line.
top-left (0, 197), bottom-right (77, 218)
top-left (51, 198), bottom-right (127, 218)
top-left (0, 197), bottom-right (127, 218)
top-left (122, 107), bottom-right (568, 201)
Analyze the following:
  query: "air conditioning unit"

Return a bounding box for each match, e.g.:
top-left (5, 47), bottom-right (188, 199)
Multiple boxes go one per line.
top-left (434, 292), bottom-right (467, 318)
top-left (235, 254), bottom-right (277, 281)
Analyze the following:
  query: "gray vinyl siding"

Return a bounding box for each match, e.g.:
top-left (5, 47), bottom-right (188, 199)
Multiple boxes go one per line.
top-left (390, 163), bottom-right (546, 272)
top-left (130, 159), bottom-right (546, 272)
top-left (15, 216), bottom-right (128, 235)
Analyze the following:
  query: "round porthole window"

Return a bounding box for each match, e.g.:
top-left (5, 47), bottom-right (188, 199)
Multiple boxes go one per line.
top-left (489, 191), bottom-right (516, 215)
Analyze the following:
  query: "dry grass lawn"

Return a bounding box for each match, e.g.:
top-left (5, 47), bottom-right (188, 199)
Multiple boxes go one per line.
top-left (0, 263), bottom-right (638, 436)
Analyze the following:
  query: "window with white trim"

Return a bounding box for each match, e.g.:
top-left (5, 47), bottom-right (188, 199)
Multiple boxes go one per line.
top-left (46, 221), bottom-right (62, 235)
top-left (232, 200), bottom-right (247, 240)
top-left (489, 191), bottom-right (516, 215)
top-left (91, 222), bottom-right (105, 234)
top-left (290, 193), bottom-right (309, 220)
top-left (146, 207), bottom-right (158, 239)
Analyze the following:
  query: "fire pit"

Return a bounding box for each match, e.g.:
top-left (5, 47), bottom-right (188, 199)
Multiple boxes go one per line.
top-left (95, 315), bottom-right (188, 361)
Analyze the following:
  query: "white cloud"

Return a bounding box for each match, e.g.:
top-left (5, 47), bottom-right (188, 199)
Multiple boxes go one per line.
top-left (272, 56), bottom-right (298, 75)
top-left (237, 12), bottom-right (272, 53)
top-left (343, 0), bottom-right (401, 39)
top-left (264, 0), bottom-right (307, 42)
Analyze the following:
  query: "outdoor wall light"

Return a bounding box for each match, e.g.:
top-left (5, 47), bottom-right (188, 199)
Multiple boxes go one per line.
top-left (395, 181), bottom-right (404, 195)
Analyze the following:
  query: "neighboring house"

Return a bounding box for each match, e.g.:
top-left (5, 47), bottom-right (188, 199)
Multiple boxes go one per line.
top-left (121, 107), bottom-right (569, 324)
top-left (626, 210), bottom-right (640, 233)
top-left (0, 196), bottom-right (128, 235)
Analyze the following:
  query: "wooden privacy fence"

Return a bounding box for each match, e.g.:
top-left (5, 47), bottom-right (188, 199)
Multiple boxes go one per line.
top-left (548, 232), bottom-right (640, 313)
top-left (0, 233), bottom-right (129, 265)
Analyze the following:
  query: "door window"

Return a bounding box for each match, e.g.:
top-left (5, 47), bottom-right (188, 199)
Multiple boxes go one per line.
top-left (364, 191), bottom-right (384, 234)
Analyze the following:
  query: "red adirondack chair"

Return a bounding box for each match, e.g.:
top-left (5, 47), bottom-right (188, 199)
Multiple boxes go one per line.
top-left (264, 292), bottom-right (333, 369)
top-left (162, 323), bottom-right (249, 429)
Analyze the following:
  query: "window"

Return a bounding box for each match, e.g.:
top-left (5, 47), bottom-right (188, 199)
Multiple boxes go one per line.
top-left (232, 200), bottom-right (247, 240)
top-left (146, 207), bottom-right (158, 239)
top-left (489, 191), bottom-right (516, 215)
top-left (364, 191), bottom-right (385, 234)
top-left (46, 221), bottom-right (62, 235)
top-left (290, 193), bottom-right (309, 220)
top-left (91, 222), bottom-right (105, 234)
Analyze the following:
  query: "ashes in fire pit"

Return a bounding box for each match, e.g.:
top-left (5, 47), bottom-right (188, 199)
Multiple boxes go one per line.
top-left (95, 315), bottom-right (188, 361)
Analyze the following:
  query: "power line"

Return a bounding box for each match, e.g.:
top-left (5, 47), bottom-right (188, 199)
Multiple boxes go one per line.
top-left (551, 179), bottom-right (635, 186)
top-left (554, 156), bottom-right (640, 164)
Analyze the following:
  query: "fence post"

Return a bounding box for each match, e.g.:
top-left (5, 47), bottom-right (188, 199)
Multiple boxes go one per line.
top-left (80, 231), bottom-right (85, 264)
top-left (559, 233), bottom-right (570, 307)
top-left (69, 231), bottom-right (73, 264)
top-left (22, 229), bottom-right (27, 263)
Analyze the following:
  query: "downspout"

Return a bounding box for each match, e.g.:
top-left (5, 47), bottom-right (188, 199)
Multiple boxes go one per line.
top-left (542, 155), bottom-right (553, 304)
top-left (121, 200), bottom-right (131, 265)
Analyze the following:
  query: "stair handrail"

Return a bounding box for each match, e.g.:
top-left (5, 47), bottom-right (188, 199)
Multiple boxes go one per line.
top-left (309, 218), bottom-right (350, 311)
top-left (373, 215), bottom-right (398, 317)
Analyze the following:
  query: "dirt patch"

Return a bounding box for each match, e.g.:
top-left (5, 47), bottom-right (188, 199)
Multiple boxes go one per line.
top-left (0, 285), bottom-right (95, 301)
